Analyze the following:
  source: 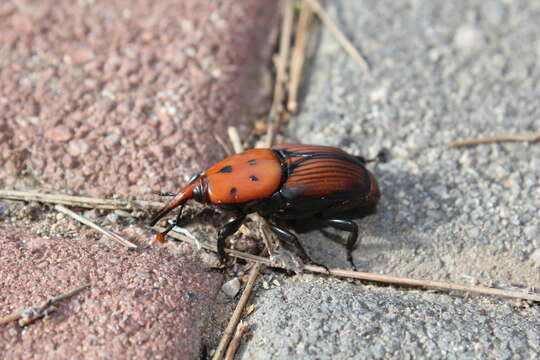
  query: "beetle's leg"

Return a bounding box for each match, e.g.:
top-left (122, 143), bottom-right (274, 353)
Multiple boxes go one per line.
top-left (267, 223), bottom-right (329, 272)
top-left (217, 215), bottom-right (246, 265)
top-left (154, 205), bottom-right (185, 243)
top-left (355, 149), bottom-right (387, 164)
top-left (323, 219), bottom-right (359, 270)
top-left (324, 219), bottom-right (359, 249)
top-left (267, 223), bottom-right (309, 261)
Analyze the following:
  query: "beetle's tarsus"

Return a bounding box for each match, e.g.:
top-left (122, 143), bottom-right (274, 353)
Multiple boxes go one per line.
top-left (319, 263), bottom-right (331, 274)
top-left (152, 205), bottom-right (186, 244)
top-left (374, 149), bottom-right (387, 163)
top-left (155, 221), bottom-right (176, 243)
top-left (355, 149), bottom-right (387, 164)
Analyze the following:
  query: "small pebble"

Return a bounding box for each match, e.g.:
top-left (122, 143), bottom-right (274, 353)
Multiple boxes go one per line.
top-left (221, 278), bottom-right (241, 298)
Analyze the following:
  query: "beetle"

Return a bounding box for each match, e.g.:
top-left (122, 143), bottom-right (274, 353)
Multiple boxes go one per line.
top-left (149, 144), bottom-right (381, 268)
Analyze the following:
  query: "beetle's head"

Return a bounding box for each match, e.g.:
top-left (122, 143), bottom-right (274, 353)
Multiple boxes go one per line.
top-left (191, 173), bottom-right (209, 203)
top-left (148, 172), bottom-right (209, 227)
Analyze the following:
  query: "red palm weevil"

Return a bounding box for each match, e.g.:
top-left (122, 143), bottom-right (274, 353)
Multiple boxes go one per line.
top-left (149, 144), bottom-right (380, 268)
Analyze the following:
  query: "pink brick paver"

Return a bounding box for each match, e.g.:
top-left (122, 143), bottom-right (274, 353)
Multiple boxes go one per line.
top-left (0, 0), bottom-right (277, 196)
top-left (0, 0), bottom-right (278, 358)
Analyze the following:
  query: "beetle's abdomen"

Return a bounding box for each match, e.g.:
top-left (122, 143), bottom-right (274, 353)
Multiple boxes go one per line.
top-left (205, 149), bottom-right (282, 204)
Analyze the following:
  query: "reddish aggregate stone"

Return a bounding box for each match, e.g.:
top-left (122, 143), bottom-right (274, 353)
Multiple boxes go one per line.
top-left (0, 0), bottom-right (279, 358)
top-left (0, 0), bottom-right (277, 197)
top-left (0, 224), bottom-right (222, 359)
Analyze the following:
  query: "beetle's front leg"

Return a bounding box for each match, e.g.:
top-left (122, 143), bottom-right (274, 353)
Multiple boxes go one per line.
top-left (323, 219), bottom-right (358, 270)
top-left (217, 215), bottom-right (246, 264)
top-left (154, 205), bottom-right (185, 243)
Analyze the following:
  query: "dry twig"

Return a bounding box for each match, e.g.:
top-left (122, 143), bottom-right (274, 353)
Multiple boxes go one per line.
top-left (266, 0), bottom-right (295, 147)
top-left (288, 0), bottom-right (315, 113)
top-left (213, 264), bottom-right (261, 360)
top-left (0, 189), bottom-right (162, 211)
top-left (0, 284), bottom-right (90, 327)
top-left (155, 226), bottom-right (540, 303)
top-left (214, 133), bottom-right (233, 156)
top-left (305, 0), bottom-right (370, 73)
top-left (227, 126), bottom-right (245, 154)
top-left (446, 132), bottom-right (540, 147)
top-left (224, 321), bottom-right (250, 360)
top-left (55, 204), bottom-right (137, 249)
top-left (152, 225), bottom-right (268, 264)
top-left (304, 266), bottom-right (540, 303)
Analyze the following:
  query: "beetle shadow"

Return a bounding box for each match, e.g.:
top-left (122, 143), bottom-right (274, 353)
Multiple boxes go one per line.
top-left (284, 165), bottom-right (458, 270)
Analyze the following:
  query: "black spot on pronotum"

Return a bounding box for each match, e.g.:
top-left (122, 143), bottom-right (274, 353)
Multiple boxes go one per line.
top-left (218, 165), bottom-right (233, 173)
top-left (248, 159), bottom-right (257, 166)
top-left (249, 175), bottom-right (258, 181)
top-left (230, 187), bottom-right (237, 196)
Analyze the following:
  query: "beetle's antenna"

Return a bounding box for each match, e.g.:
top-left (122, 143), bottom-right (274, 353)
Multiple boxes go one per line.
top-left (152, 191), bottom-right (177, 197)
top-left (148, 183), bottom-right (196, 226)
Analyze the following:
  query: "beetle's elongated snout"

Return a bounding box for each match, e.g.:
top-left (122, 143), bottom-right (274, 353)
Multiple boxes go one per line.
top-left (148, 182), bottom-right (197, 226)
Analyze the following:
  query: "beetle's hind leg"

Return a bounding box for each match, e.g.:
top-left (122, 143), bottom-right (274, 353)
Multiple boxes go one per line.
top-left (267, 223), bottom-right (329, 273)
top-left (216, 215), bottom-right (246, 265)
top-left (355, 149), bottom-right (387, 164)
top-left (323, 219), bottom-right (359, 270)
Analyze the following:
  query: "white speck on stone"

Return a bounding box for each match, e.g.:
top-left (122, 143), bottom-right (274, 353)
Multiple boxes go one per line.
top-left (185, 46), bottom-right (196, 57)
top-left (164, 103), bottom-right (178, 115)
top-left (530, 249), bottom-right (540, 267)
top-left (432, 185), bottom-right (449, 199)
top-left (454, 24), bottom-right (485, 51)
top-left (68, 139), bottom-right (89, 156)
top-left (106, 212), bottom-right (119, 223)
top-left (523, 225), bottom-right (538, 240)
top-left (370, 87), bottom-right (387, 103)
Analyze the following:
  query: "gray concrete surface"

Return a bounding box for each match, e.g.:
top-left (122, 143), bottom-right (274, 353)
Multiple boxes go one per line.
top-left (241, 275), bottom-right (539, 359)
top-left (240, 0), bottom-right (540, 358)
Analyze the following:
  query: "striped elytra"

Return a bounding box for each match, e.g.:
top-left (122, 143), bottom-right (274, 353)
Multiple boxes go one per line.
top-left (283, 157), bottom-right (370, 197)
top-left (273, 144), bottom-right (379, 207)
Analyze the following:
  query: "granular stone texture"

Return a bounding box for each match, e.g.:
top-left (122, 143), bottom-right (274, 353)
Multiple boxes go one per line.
top-left (0, 0), bottom-right (278, 197)
top-left (0, 224), bottom-right (222, 359)
top-left (240, 0), bottom-right (540, 358)
top-left (288, 0), bottom-right (540, 286)
top-left (241, 276), bottom-right (540, 359)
